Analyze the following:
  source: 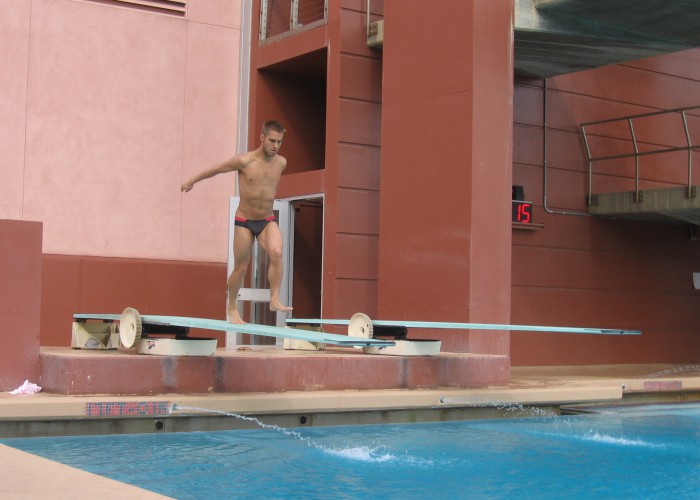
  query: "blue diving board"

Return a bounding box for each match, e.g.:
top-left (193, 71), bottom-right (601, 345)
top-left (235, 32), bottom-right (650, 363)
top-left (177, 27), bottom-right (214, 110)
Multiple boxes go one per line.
top-left (286, 317), bottom-right (641, 336)
top-left (74, 313), bottom-right (396, 348)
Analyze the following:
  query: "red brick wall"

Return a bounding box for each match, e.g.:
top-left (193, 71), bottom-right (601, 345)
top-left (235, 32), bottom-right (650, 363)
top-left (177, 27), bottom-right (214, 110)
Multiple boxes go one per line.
top-left (0, 220), bottom-right (41, 390)
top-left (511, 57), bottom-right (700, 365)
top-left (41, 255), bottom-right (228, 347)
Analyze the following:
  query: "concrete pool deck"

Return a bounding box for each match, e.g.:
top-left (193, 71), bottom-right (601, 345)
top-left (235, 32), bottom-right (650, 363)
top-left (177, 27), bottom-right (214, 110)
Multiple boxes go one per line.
top-left (1, 363), bottom-right (699, 498)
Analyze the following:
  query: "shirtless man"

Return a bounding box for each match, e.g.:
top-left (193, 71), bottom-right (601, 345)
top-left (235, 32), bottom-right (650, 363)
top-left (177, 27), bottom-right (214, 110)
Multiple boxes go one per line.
top-left (181, 120), bottom-right (293, 324)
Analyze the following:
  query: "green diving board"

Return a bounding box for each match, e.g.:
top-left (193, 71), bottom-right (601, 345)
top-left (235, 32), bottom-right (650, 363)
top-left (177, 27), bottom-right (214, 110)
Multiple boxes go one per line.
top-left (286, 316), bottom-right (641, 336)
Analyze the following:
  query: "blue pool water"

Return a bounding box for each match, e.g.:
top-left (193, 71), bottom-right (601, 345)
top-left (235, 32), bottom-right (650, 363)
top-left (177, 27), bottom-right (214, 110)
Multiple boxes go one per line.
top-left (2, 404), bottom-right (699, 499)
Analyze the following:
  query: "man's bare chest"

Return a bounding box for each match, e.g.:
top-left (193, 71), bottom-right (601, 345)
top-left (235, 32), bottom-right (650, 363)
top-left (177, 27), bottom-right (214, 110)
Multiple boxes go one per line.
top-left (240, 164), bottom-right (282, 187)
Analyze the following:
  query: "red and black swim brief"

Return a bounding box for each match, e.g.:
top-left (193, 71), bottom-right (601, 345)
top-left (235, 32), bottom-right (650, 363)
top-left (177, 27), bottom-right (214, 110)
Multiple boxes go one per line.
top-left (234, 215), bottom-right (277, 237)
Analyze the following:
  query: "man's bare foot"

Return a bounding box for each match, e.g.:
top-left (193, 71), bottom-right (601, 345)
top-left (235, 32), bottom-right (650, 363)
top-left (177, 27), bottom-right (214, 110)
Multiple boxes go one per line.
top-left (270, 299), bottom-right (293, 314)
top-left (227, 303), bottom-right (246, 324)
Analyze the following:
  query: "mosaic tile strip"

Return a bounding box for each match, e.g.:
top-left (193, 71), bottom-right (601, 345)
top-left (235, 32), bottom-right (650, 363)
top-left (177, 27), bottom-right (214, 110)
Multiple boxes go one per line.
top-left (643, 380), bottom-right (682, 391)
top-left (85, 401), bottom-right (171, 417)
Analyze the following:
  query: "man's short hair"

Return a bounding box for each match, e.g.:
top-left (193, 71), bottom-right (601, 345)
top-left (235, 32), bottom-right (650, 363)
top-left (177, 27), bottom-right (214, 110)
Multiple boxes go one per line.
top-left (262, 120), bottom-right (286, 135)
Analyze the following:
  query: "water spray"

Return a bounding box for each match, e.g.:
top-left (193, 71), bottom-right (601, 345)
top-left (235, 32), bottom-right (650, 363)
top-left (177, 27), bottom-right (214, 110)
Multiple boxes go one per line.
top-left (438, 396), bottom-right (553, 416)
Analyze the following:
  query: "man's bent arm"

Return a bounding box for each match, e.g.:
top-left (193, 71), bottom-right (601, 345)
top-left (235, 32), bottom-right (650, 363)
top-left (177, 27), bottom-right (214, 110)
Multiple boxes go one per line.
top-left (181, 157), bottom-right (241, 192)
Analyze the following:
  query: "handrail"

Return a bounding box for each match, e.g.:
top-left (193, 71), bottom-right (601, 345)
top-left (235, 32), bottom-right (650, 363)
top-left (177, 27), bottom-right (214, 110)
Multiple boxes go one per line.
top-left (259, 0), bottom-right (328, 42)
top-left (581, 105), bottom-right (700, 205)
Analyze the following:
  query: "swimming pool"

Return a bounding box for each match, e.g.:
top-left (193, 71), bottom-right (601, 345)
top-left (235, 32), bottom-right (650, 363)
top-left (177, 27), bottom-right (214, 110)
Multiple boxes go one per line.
top-left (3, 403), bottom-right (699, 499)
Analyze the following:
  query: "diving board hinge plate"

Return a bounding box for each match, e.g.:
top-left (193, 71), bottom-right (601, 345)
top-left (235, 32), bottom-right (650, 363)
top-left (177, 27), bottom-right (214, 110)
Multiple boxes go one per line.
top-left (136, 337), bottom-right (217, 356)
top-left (282, 323), bottom-right (326, 351)
top-left (365, 339), bottom-right (442, 356)
top-left (282, 338), bottom-right (326, 351)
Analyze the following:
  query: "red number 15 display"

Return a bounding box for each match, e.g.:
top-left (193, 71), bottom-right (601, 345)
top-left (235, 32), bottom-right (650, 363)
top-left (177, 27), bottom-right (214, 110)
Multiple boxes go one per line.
top-left (512, 201), bottom-right (533, 224)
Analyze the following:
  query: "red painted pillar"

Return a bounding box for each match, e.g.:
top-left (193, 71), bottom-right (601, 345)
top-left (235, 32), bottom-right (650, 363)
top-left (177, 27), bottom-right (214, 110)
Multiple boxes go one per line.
top-left (378, 0), bottom-right (514, 354)
top-left (0, 220), bottom-right (42, 390)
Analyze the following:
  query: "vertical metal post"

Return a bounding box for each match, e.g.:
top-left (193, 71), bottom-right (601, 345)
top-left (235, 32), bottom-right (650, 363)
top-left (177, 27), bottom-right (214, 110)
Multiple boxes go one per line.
top-left (291, 0), bottom-right (298, 30)
top-left (366, 0), bottom-right (371, 40)
top-left (628, 118), bottom-right (641, 202)
top-left (259, 0), bottom-right (268, 41)
top-left (581, 124), bottom-right (593, 205)
top-left (681, 110), bottom-right (694, 198)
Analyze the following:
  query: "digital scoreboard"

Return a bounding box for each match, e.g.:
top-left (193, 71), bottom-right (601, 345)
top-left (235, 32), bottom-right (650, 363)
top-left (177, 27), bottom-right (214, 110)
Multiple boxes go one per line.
top-left (512, 200), bottom-right (533, 224)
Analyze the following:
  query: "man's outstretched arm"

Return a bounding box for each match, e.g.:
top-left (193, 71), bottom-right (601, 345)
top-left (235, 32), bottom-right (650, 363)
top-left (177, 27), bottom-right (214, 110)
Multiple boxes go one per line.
top-left (181, 157), bottom-right (241, 192)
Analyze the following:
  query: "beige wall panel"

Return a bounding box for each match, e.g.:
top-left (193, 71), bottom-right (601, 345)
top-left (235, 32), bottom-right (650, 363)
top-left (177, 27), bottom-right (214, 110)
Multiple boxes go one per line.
top-left (0, 0), bottom-right (31, 219)
top-left (188, 0), bottom-right (241, 29)
top-left (23, 0), bottom-right (187, 258)
top-left (179, 22), bottom-right (240, 262)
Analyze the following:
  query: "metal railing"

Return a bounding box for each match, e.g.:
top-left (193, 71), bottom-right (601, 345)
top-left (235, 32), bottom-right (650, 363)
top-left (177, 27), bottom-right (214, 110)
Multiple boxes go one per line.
top-left (259, 0), bottom-right (328, 42)
top-left (581, 105), bottom-right (700, 205)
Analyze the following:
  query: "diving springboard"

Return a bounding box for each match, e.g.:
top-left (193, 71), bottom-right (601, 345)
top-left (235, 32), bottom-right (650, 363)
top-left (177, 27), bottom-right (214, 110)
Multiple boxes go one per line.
top-left (74, 309), bottom-right (396, 350)
top-left (286, 316), bottom-right (642, 336)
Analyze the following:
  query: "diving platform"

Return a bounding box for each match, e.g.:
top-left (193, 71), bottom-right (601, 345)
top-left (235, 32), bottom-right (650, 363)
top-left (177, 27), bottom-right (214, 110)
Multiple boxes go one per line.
top-left (588, 186), bottom-right (700, 225)
top-left (582, 105), bottom-right (700, 226)
top-left (39, 347), bottom-right (509, 395)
